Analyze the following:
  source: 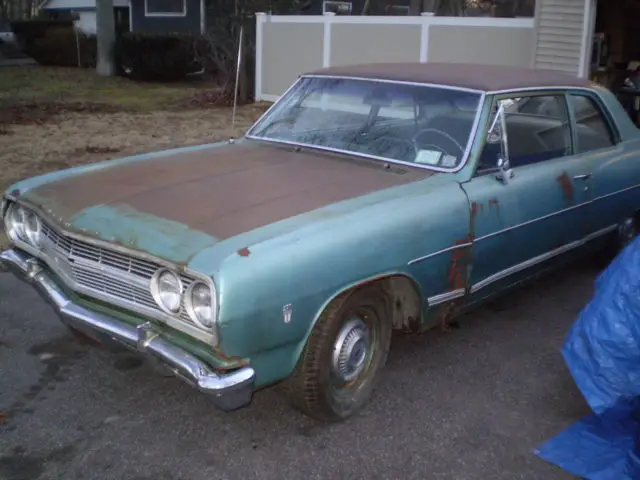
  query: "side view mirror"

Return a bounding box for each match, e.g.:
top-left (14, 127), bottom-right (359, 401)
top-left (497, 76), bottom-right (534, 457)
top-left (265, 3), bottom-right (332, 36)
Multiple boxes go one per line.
top-left (496, 157), bottom-right (514, 184)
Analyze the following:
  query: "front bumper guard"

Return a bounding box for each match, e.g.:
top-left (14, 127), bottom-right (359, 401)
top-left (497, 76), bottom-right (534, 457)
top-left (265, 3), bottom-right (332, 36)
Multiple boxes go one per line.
top-left (0, 248), bottom-right (256, 412)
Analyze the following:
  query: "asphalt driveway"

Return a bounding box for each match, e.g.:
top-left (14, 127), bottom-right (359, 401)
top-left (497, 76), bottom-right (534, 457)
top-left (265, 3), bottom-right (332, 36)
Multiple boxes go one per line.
top-left (0, 260), bottom-right (598, 480)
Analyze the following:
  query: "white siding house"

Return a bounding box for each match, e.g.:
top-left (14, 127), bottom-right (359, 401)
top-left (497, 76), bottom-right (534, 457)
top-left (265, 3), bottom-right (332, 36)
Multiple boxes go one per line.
top-left (41, 0), bottom-right (130, 35)
top-left (532, 0), bottom-right (596, 78)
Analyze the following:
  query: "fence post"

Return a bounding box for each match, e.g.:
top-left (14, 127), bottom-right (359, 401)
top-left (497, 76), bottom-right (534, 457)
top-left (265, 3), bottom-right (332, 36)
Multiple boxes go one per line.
top-left (254, 12), bottom-right (265, 102)
top-left (322, 12), bottom-right (334, 68)
top-left (73, 23), bottom-right (82, 67)
top-left (419, 12), bottom-right (431, 63)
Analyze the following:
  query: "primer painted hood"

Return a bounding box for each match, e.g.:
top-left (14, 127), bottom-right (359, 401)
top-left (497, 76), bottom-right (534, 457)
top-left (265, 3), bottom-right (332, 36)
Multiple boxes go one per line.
top-left (11, 140), bottom-right (432, 265)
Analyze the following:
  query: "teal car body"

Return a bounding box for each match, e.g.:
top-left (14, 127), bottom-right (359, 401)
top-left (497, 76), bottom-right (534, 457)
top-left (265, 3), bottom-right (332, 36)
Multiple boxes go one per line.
top-left (3, 62), bottom-right (640, 420)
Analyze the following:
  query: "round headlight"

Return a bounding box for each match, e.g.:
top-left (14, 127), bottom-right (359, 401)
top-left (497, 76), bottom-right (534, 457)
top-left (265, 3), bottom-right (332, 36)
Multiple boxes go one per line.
top-left (4, 204), bottom-right (27, 242)
top-left (24, 210), bottom-right (42, 247)
top-left (185, 281), bottom-right (216, 329)
top-left (151, 269), bottom-right (183, 314)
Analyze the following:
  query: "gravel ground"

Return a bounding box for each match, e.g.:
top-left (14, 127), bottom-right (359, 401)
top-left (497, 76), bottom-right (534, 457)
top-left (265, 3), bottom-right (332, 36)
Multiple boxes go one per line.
top-left (0, 259), bottom-right (599, 480)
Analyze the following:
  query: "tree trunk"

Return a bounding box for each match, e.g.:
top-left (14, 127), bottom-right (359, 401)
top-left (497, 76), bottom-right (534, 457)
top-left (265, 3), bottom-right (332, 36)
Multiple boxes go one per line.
top-left (96, 0), bottom-right (116, 77)
top-left (409, 0), bottom-right (422, 15)
top-left (434, 0), bottom-right (465, 16)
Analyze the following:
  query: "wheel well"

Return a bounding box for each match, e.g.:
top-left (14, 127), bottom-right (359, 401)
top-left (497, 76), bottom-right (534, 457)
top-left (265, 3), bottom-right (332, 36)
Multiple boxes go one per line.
top-left (347, 275), bottom-right (423, 332)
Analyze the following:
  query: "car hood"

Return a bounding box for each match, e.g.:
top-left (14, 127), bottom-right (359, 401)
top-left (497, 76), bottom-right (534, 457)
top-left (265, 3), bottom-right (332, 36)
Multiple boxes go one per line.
top-left (13, 139), bottom-right (433, 265)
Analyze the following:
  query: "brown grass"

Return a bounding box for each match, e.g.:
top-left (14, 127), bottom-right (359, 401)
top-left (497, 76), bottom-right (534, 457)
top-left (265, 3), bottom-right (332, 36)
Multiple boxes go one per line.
top-left (1, 65), bottom-right (218, 111)
top-left (0, 66), bottom-right (272, 249)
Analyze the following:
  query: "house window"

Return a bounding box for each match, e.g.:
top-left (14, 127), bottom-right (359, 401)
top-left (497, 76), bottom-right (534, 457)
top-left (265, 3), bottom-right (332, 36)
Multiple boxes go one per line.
top-left (323, 1), bottom-right (352, 15)
top-left (145, 0), bottom-right (186, 16)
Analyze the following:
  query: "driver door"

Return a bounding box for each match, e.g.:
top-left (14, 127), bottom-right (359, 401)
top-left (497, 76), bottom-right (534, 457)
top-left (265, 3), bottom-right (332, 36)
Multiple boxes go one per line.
top-left (462, 92), bottom-right (591, 303)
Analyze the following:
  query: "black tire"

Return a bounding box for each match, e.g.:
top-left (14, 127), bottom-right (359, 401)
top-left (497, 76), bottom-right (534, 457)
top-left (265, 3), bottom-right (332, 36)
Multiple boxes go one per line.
top-left (616, 215), bottom-right (639, 251)
top-left (282, 284), bottom-right (392, 422)
top-left (599, 214), bottom-right (639, 266)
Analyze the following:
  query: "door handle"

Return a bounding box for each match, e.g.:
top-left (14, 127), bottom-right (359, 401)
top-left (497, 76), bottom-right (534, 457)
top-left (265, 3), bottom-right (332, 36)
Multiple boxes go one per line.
top-left (573, 173), bottom-right (592, 181)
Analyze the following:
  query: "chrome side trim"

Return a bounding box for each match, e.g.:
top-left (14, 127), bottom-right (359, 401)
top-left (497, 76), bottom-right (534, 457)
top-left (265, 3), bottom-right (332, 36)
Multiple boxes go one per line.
top-left (407, 182), bottom-right (639, 265)
top-left (475, 183), bottom-right (640, 243)
top-left (470, 224), bottom-right (616, 293)
top-left (427, 288), bottom-right (465, 306)
top-left (408, 242), bottom-right (472, 266)
top-left (593, 182), bottom-right (640, 203)
top-left (0, 248), bottom-right (255, 412)
top-left (475, 202), bottom-right (585, 242)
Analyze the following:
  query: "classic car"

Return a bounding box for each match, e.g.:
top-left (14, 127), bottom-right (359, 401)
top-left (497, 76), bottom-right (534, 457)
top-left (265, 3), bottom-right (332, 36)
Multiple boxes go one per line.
top-left (2, 62), bottom-right (640, 423)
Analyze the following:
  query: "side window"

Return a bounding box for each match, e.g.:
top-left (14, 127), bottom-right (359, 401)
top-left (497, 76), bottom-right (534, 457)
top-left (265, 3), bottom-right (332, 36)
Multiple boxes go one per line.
top-left (478, 94), bottom-right (571, 172)
top-left (568, 94), bottom-right (616, 153)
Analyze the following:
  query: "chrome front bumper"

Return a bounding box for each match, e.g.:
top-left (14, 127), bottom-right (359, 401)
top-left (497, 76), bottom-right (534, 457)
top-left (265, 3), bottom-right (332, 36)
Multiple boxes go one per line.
top-left (0, 248), bottom-right (256, 412)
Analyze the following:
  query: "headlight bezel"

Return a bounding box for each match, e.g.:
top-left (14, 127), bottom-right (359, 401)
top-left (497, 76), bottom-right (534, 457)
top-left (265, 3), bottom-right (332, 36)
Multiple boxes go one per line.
top-left (4, 203), bottom-right (43, 249)
top-left (4, 203), bottom-right (28, 244)
top-left (24, 210), bottom-right (42, 247)
top-left (150, 268), bottom-right (184, 315)
top-left (184, 280), bottom-right (217, 330)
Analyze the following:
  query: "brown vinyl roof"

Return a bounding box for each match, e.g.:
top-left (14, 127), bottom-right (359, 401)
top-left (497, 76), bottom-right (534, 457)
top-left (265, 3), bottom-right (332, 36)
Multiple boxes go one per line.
top-left (305, 62), bottom-right (593, 92)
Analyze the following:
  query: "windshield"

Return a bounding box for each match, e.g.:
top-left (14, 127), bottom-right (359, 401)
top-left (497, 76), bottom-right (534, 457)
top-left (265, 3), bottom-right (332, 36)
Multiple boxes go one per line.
top-left (247, 76), bottom-right (482, 170)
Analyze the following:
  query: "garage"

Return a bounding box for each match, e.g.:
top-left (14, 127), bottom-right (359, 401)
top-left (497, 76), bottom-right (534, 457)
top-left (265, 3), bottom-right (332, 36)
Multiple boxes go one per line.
top-left (532, 0), bottom-right (640, 126)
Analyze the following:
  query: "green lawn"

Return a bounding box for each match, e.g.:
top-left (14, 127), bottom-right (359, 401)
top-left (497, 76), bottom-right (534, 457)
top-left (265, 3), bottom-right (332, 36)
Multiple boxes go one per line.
top-left (0, 65), bottom-right (217, 111)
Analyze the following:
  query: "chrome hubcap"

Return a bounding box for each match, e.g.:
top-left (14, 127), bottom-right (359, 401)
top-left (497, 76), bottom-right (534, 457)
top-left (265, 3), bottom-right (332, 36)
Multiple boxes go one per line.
top-left (332, 317), bottom-right (370, 382)
top-left (619, 217), bottom-right (636, 246)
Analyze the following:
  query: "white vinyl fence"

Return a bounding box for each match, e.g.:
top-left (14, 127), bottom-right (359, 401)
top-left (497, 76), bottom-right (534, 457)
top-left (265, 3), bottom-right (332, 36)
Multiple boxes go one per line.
top-left (254, 13), bottom-right (536, 102)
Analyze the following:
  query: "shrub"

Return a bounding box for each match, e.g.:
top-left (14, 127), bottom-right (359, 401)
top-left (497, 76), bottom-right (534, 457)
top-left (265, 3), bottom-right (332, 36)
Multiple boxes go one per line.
top-left (10, 19), bottom-right (74, 41)
top-left (117, 32), bottom-right (203, 81)
top-left (10, 20), bottom-right (96, 67)
top-left (32, 28), bottom-right (97, 67)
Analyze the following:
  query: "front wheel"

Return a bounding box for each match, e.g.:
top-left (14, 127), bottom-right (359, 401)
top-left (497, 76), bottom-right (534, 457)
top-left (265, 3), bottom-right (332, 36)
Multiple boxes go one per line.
top-left (283, 285), bottom-right (392, 422)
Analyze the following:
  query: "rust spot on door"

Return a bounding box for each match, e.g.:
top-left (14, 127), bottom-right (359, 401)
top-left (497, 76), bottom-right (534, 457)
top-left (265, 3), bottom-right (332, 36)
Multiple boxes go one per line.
top-left (448, 236), bottom-right (472, 291)
top-left (556, 172), bottom-right (574, 203)
top-left (488, 197), bottom-right (500, 216)
top-left (470, 202), bottom-right (481, 238)
top-left (471, 201), bottom-right (482, 218)
top-left (237, 247), bottom-right (251, 257)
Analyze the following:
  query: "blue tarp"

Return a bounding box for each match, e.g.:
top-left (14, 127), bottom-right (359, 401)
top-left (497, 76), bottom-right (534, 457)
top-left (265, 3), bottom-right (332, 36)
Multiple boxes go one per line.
top-left (535, 237), bottom-right (640, 479)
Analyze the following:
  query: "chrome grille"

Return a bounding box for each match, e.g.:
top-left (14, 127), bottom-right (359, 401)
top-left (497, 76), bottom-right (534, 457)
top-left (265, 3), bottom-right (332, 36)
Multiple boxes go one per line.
top-left (40, 222), bottom-right (195, 323)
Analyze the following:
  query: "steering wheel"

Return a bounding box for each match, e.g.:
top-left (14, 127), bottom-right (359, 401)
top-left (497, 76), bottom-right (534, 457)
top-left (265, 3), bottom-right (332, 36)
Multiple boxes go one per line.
top-left (361, 134), bottom-right (414, 161)
top-left (411, 128), bottom-right (465, 159)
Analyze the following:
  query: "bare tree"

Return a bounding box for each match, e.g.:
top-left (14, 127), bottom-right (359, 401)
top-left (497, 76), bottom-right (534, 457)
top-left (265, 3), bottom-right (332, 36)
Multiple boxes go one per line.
top-left (96, 0), bottom-right (116, 76)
